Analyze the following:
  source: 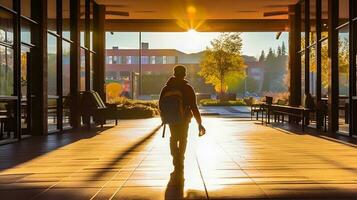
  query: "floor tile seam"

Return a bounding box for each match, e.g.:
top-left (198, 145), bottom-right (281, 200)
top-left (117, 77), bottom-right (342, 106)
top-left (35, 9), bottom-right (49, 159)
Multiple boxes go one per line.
top-left (215, 138), bottom-right (270, 199)
top-left (89, 167), bottom-right (127, 200)
top-left (29, 157), bottom-right (104, 200)
top-left (108, 128), bottom-right (161, 200)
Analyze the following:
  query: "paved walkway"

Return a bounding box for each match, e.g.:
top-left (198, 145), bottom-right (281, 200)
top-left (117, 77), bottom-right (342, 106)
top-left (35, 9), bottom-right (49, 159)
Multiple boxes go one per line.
top-left (199, 106), bottom-right (251, 117)
top-left (1, 117), bottom-right (357, 199)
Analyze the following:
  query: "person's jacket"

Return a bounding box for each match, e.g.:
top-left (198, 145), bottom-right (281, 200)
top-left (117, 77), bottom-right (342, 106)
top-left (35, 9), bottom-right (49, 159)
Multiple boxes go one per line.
top-left (159, 77), bottom-right (201, 124)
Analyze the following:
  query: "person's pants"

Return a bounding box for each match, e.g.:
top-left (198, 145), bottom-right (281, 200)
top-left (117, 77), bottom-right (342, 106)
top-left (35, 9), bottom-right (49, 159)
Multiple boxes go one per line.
top-left (169, 122), bottom-right (189, 168)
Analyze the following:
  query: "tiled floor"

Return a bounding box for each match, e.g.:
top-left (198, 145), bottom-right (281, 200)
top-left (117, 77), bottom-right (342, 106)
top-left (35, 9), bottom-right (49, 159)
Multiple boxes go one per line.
top-left (1, 117), bottom-right (357, 199)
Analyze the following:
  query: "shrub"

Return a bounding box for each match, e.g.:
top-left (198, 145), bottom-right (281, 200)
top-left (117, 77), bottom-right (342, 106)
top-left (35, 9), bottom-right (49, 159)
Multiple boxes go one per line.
top-left (108, 98), bottom-right (159, 119)
top-left (200, 99), bottom-right (246, 106)
top-left (117, 104), bottom-right (158, 119)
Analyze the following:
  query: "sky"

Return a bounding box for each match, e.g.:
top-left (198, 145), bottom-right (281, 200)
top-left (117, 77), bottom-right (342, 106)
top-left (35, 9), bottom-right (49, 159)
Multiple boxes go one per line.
top-left (106, 32), bottom-right (289, 59)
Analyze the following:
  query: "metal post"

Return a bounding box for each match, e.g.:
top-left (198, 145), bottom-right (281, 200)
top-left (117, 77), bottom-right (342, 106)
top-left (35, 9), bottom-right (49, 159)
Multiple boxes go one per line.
top-left (138, 32), bottom-right (142, 98)
top-left (327, 0), bottom-right (339, 133)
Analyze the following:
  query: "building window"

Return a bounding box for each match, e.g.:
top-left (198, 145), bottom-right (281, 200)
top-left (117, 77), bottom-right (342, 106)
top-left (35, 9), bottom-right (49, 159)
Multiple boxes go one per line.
top-left (108, 56), bottom-right (113, 64)
top-left (150, 56), bottom-right (155, 64)
top-left (141, 56), bottom-right (149, 64)
top-left (156, 56), bottom-right (163, 64)
top-left (113, 56), bottom-right (117, 64)
top-left (47, 34), bottom-right (57, 96)
top-left (126, 56), bottom-right (131, 64)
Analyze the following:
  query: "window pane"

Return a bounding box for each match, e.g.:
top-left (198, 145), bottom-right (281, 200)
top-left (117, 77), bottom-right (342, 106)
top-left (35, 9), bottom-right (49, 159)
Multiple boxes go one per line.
top-left (62, 0), bottom-right (70, 39)
top-left (62, 41), bottom-right (70, 95)
top-left (48, 98), bottom-right (58, 131)
top-left (48, 0), bottom-right (57, 34)
top-left (321, 0), bottom-right (328, 35)
top-left (80, 32), bottom-right (85, 47)
top-left (309, 46), bottom-right (316, 96)
top-left (0, 0), bottom-right (12, 9)
top-left (338, 0), bottom-right (349, 26)
top-left (337, 24), bottom-right (349, 133)
top-left (0, 46), bottom-right (13, 95)
top-left (90, 0), bottom-right (94, 50)
top-left (21, 46), bottom-right (30, 97)
top-left (80, 0), bottom-right (85, 47)
top-left (21, 19), bottom-right (32, 44)
top-left (90, 53), bottom-right (93, 90)
top-left (300, 0), bottom-right (306, 50)
top-left (21, 0), bottom-right (31, 18)
top-left (0, 10), bottom-right (13, 45)
top-left (309, 0), bottom-right (316, 45)
top-left (105, 32), bottom-right (139, 101)
top-left (301, 52), bottom-right (305, 104)
top-left (80, 48), bottom-right (85, 91)
top-left (47, 34), bottom-right (57, 96)
top-left (321, 39), bottom-right (328, 97)
top-left (62, 41), bottom-right (71, 128)
top-left (338, 26), bottom-right (349, 96)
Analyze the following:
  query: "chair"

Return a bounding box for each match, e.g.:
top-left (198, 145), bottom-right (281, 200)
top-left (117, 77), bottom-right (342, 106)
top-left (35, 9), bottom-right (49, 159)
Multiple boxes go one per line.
top-left (250, 96), bottom-right (273, 120)
top-left (0, 102), bottom-right (16, 139)
top-left (316, 100), bottom-right (328, 132)
top-left (80, 91), bottom-right (120, 128)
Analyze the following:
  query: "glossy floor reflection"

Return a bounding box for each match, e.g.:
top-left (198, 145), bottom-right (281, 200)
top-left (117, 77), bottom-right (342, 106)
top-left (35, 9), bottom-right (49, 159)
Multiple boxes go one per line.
top-left (1, 117), bottom-right (357, 199)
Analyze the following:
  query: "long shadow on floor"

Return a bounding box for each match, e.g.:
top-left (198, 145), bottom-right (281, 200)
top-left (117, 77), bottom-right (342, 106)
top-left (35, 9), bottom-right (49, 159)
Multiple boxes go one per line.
top-left (0, 126), bottom-right (111, 171)
top-left (88, 125), bottom-right (162, 180)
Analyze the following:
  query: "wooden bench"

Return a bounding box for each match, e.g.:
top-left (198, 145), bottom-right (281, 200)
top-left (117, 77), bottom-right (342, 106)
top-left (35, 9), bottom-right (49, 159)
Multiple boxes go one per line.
top-left (80, 91), bottom-right (120, 128)
top-left (264, 104), bottom-right (311, 131)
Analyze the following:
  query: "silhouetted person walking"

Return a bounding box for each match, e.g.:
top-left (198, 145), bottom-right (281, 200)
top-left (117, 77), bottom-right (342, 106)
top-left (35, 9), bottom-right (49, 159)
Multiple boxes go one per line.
top-left (159, 65), bottom-right (206, 171)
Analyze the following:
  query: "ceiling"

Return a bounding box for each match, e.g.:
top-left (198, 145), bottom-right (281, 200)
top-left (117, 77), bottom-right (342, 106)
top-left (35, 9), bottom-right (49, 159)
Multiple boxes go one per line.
top-left (95, 0), bottom-right (299, 20)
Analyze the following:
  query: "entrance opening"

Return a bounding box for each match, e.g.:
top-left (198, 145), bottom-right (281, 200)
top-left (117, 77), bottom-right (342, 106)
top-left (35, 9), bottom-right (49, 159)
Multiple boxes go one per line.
top-left (105, 32), bottom-right (290, 106)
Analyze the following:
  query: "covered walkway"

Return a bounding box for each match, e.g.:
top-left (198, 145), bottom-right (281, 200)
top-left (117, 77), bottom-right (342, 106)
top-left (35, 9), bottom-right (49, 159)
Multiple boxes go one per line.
top-left (1, 118), bottom-right (357, 199)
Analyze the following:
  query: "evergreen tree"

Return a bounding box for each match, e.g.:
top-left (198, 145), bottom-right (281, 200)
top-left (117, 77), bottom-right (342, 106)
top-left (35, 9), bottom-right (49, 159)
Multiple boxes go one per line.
top-left (277, 46), bottom-right (282, 57)
top-left (281, 42), bottom-right (287, 55)
top-left (258, 50), bottom-right (265, 62)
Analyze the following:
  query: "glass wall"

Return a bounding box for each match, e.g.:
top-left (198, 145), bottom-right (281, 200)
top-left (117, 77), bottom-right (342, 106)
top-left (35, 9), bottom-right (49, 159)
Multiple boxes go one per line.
top-left (0, 0), bottom-right (40, 139)
top-left (47, 34), bottom-right (58, 131)
top-left (47, 0), bottom-right (58, 132)
top-left (297, 0), bottom-right (355, 134)
top-left (335, 0), bottom-right (350, 133)
top-left (105, 32), bottom-right (139, 102)
top-left (0, 9), bottom-right (14, 96)
top-left (62, 41), bottom-right (71, 128)
top-left (1, 0), bottom-right (100, 137)
top-left (321, 39), bottom-right (328, 97)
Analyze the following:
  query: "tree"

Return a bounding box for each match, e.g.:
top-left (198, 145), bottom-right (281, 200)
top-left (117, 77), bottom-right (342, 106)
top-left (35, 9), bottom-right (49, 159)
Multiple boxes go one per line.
top-left (261, 48), bottom-right (276, 91)
top-left (199, 33), bottom-right (245, 97)
top-left (277, 46), bottom-right (282, 57)
top-left (281, 42), bottom-right (287, 55)
top-left (259, 50), bottom-right (265, 62)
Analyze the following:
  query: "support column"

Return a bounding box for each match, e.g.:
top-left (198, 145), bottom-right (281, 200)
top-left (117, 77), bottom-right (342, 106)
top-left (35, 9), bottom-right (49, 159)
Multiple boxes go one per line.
top-left (351, 0), bottom-right (357, 135)
top-left (316, 0), bottom-right (323, 129)
top-left (288, 5), bottom-right (301, 106)
top-left (304, 0), bottom-right (310, 96)
top-left (93, 4), bottom-right (106, 100)
top-left (31, 0), bottom-right (48, 135)
top-left (349, 0), bottom-right (356, 136)
top-left (70, 0), bottom-right (81, 128)
top-left (327, 0), bottom-right (339, 133)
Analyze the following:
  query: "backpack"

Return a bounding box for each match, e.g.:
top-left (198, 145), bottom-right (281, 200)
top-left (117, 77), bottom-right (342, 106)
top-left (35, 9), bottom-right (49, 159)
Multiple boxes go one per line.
top-left (160, 88), bottom-right (186, 125)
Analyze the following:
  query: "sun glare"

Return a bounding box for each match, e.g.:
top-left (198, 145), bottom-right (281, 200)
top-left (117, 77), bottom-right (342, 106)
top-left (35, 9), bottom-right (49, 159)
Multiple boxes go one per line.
top-left (187, 29), bottom-right (197, 36)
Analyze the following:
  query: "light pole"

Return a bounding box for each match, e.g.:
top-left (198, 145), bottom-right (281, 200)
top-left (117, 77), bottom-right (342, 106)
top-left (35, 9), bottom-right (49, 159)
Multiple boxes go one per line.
top-left (138, 32), bottom-right (142, 98)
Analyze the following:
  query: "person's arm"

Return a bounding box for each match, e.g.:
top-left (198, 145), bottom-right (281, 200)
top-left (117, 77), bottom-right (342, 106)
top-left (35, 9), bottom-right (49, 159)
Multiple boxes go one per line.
top-left (187, 86), bottom-right (202, 125)
top-left (159, 86), bottom-right (167, 110)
